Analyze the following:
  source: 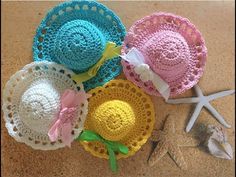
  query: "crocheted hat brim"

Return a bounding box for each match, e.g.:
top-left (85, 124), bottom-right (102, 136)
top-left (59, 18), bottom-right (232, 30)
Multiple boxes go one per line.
top-left (80, 79), bottom-right (155, 159)
top-left (121, 12), bottom-right (207, 97)
top-left (2, 61), bottom-right (88, 150)
top-left (33, 0), bottom-right (126, 91)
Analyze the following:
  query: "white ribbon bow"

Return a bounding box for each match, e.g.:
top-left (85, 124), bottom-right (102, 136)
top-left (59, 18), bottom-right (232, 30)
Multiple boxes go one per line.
top-left (121, 47), bottom-right (170, 100)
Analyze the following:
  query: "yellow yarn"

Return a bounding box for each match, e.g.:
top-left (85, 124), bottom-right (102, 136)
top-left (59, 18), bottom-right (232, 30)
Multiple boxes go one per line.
top-left (92, 100), bottom-right (135, 141)
top-left (81, 79), bottom-right (155, 159)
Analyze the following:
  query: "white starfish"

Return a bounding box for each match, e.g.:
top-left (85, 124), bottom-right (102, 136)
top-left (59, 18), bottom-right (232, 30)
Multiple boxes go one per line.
top-left (166, 85), bottom-right (235, 132)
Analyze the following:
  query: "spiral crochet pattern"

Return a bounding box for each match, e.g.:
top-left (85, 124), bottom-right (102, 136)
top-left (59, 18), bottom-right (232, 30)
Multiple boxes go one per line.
top-left (121, 12), bottom-right (207, 97)
top-left (33, 0), bottom-right (126, 91)
top-left (19, 81), bottom-right (61, 134)
top-left (53, 20), bottom-right (106, 72)
top-left (80, 80), bottom-right (155, 159)
top-left (92, 100), bottom-right (135, 141)
top-left (2, 61), bottom-right (88, 150)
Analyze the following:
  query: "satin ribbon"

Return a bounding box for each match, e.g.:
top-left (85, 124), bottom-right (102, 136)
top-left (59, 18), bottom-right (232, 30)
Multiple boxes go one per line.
top-left (121, 47), bottom-right (170, 100)
top-left (48, 89), bottom-right (89, 147)
top-left (72, 42), bottom-right (121, 83)
top-left (77, 130), bottom-right (129, 172)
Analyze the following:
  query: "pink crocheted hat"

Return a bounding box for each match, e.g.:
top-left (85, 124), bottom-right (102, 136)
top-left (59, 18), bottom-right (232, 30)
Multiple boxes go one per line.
top-left (121, 12), bottom-right (207, 97)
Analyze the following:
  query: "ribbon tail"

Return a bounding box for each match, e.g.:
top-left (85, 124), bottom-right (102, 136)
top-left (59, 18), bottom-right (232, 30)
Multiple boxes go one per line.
top-left (107, 146), bottom-right (118, 173)
top-left (61, 123), bottom-right (73, 147)
top-left (107, 46), bottom-right (121, 58)
top-left (73, 91), bottom-right (89, 107)
top-left (77, 130), bottom-right (128, 173)
top-left (161, 88), bottom-right (171, 101)
top-left (103, 42), bottom-right (119, 58)
top-left (117, 144), bottom-right (129, 154)
top-left (152, 73), bottom-right (170, 101)
top-left (72, 72), bottom-right (93, 84)
top-left (88, 56), bottom-right (106, 76)
top-left (48, 119), bottom-right (61, 142)
top-left (113, 46), bottom-right (122, 56)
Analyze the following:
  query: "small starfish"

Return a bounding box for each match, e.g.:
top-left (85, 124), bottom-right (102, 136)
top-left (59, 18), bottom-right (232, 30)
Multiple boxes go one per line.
top-left (166, 85), bottom-right (235, 132)
top-left (148, 115), bottom-right (199, 170)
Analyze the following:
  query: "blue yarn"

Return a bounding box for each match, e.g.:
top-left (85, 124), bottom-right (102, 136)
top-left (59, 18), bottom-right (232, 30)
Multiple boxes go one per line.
top-left (54, 20), bottom-right (106, 71)
top-left (33, 0), bottom-right (126, 91)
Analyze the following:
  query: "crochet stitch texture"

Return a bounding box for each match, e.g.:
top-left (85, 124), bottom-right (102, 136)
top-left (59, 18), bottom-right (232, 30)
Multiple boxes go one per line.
top-left (81, 80), bottom-right (155, 159)
top-left (92, 100), bottom-right (136, 141)
top-left (2, 62), bottom-right (88, 150)
top-left (33, 0), bottom-right (126, 91)
top-left (122, 12), bottom-right (207, 97)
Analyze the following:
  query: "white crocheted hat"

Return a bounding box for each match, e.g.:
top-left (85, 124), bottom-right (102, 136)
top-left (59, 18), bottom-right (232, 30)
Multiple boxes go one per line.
top-left (2, 61), bottom-right (88, 150)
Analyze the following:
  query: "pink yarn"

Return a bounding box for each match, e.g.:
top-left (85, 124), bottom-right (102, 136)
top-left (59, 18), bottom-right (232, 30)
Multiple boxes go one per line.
top-left (121, 12), bottom-right (207, 97)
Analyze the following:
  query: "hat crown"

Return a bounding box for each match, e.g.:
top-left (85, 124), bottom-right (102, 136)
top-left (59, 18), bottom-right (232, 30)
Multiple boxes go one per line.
top-left (92, 100), bottom-right (135, 141)
top-left (54, 20), bottom-right (106, 72)
top-left (143, 30), bottom-right (190, 80)
top-left (19, 81), bottom-right (60, 134)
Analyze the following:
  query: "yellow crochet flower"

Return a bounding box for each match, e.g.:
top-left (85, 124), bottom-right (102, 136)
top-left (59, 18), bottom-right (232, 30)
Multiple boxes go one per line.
top-left (81, 79), bottom-right (155, 159)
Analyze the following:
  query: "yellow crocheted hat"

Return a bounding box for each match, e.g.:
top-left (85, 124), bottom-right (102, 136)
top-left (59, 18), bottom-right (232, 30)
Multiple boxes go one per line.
top-left (81, 79), bottom-right (155, 159)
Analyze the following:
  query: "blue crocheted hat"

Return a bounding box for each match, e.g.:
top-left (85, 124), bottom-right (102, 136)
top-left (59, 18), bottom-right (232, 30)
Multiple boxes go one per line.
top-left (33, 0), bottom-right (126, 91)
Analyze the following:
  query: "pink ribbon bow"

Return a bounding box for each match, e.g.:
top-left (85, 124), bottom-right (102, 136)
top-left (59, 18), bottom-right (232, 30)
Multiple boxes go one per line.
top-left (48, 89), bottom-right (89, 147)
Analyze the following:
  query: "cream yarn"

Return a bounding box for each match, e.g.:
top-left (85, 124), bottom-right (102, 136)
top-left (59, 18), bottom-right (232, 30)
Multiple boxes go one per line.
top-left (2, 61), bottom-right (88, 150)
